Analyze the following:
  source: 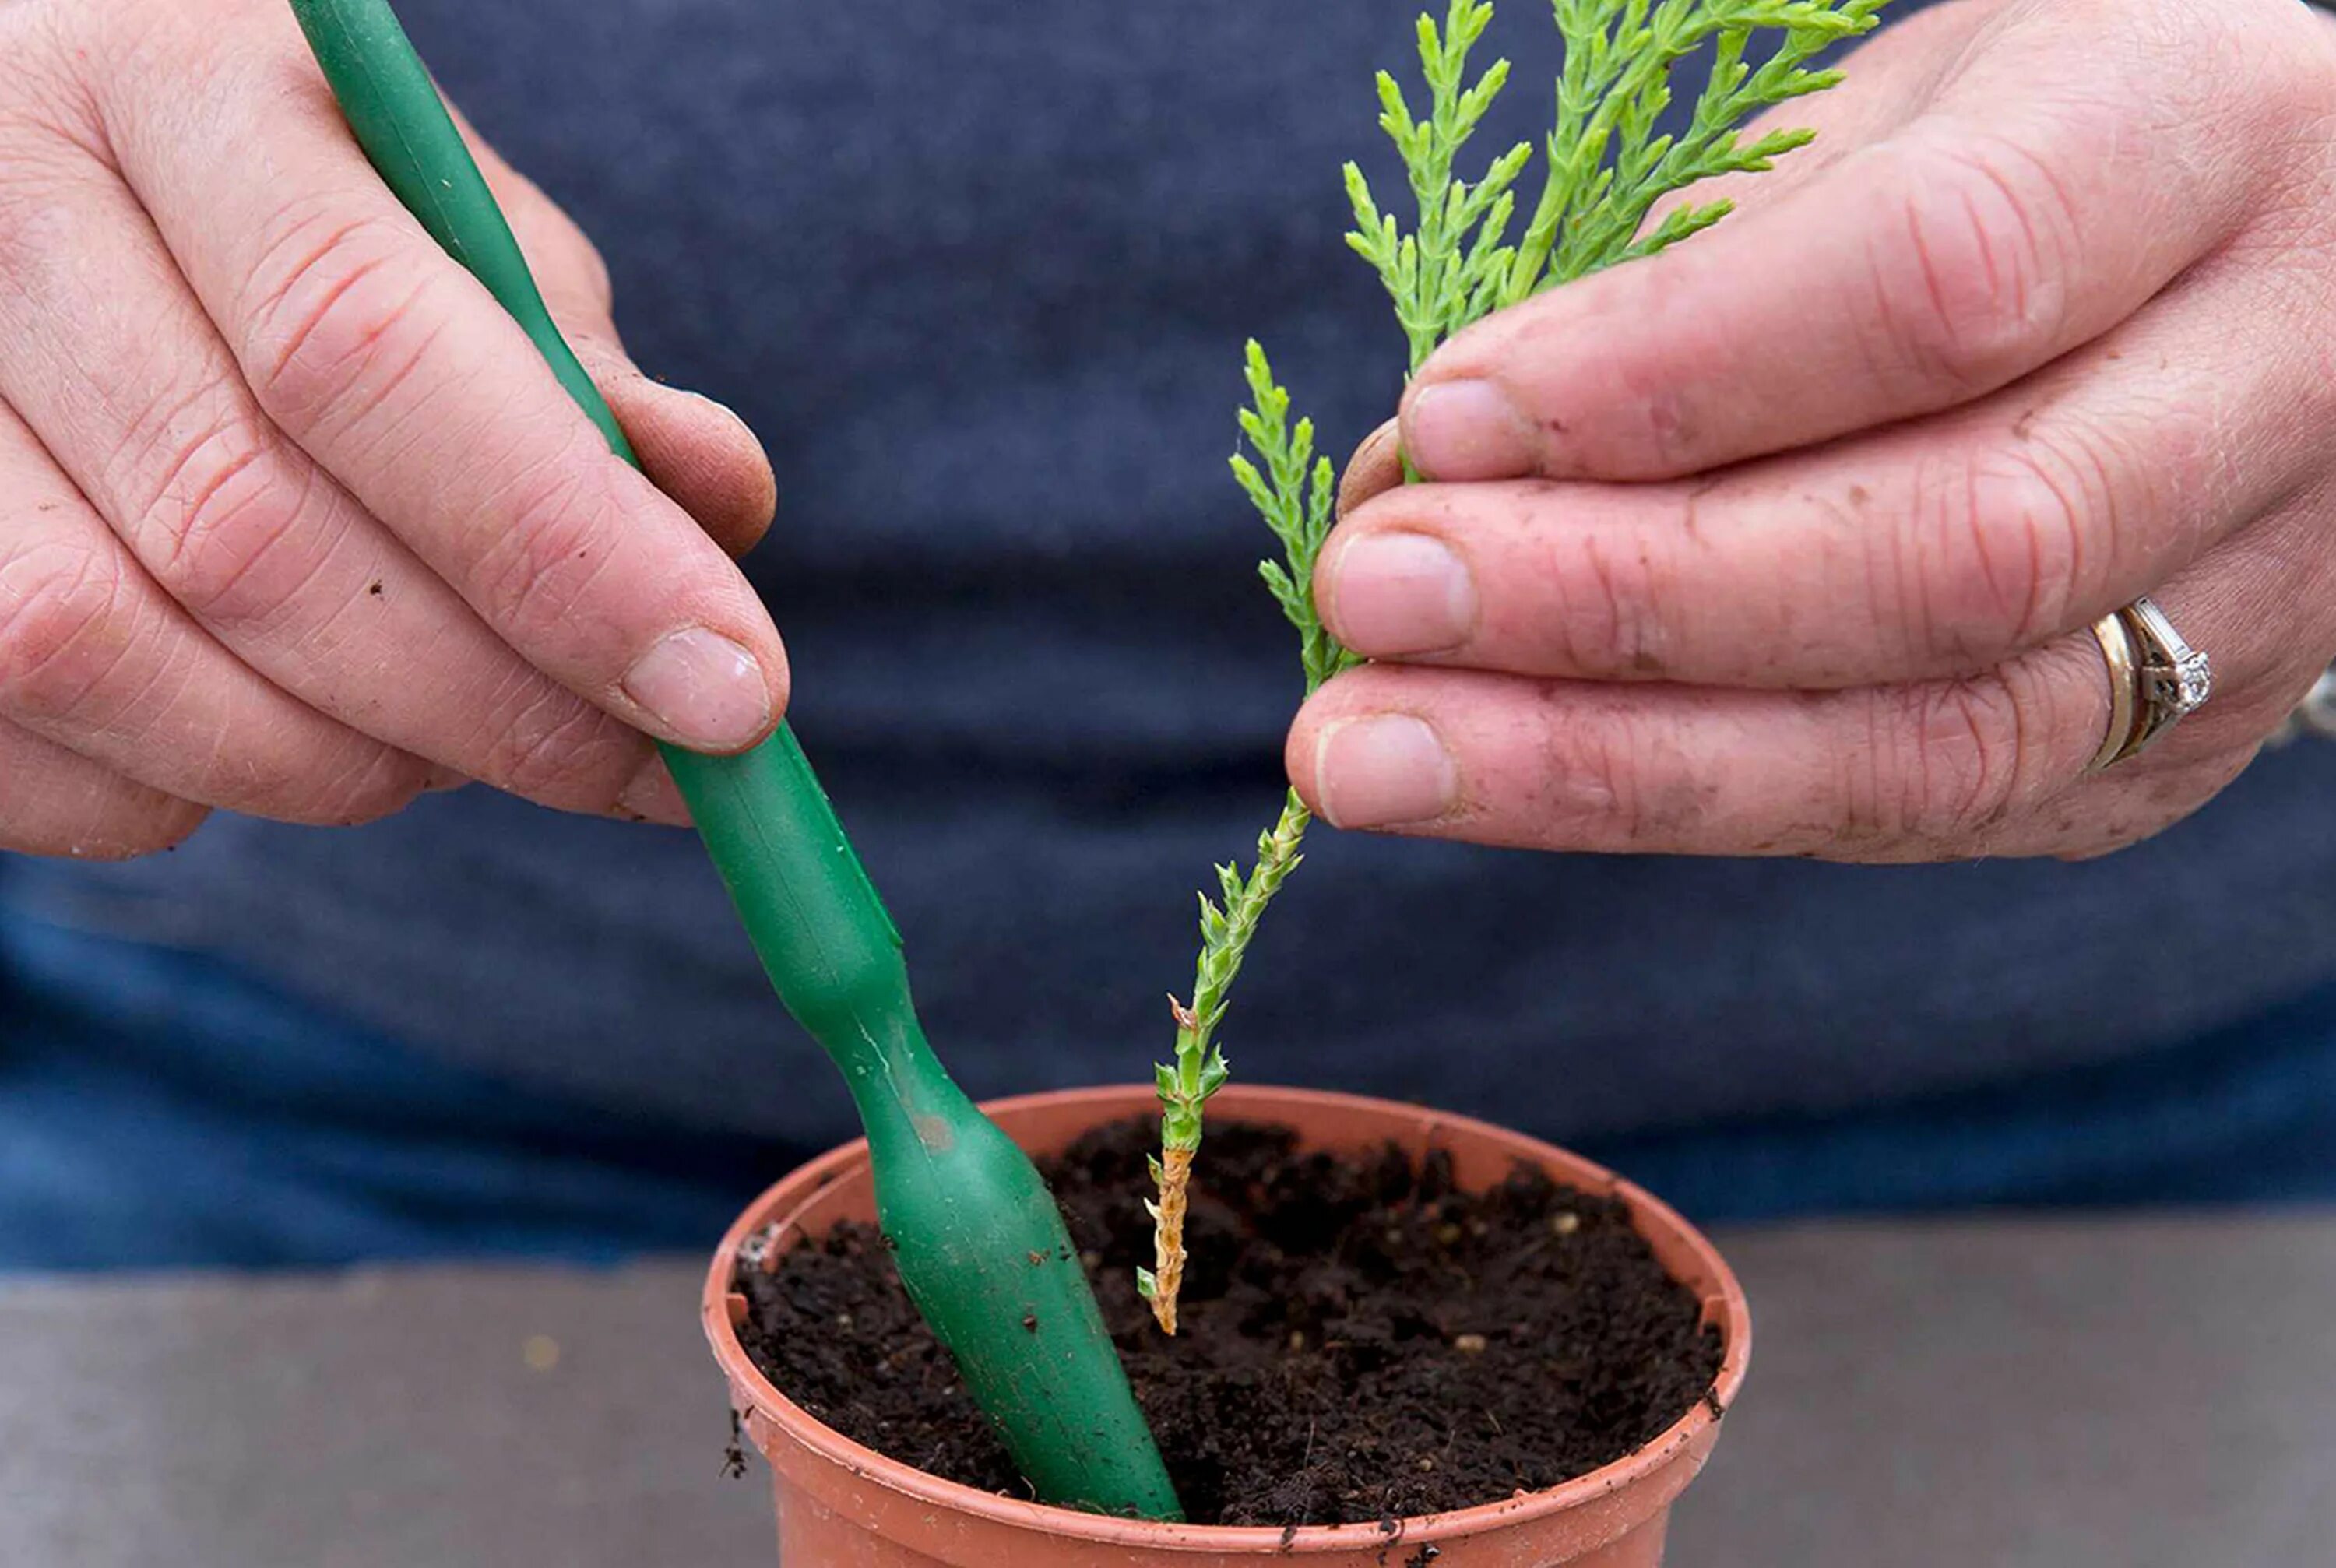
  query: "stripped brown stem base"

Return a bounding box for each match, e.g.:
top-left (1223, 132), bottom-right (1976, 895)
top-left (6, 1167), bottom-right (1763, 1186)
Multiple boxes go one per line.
top-left (1145, 1143), bottom-right (1194, 1334)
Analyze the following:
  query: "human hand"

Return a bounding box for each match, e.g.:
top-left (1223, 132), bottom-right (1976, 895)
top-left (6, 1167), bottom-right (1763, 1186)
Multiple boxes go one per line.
top-left (0, 0), bottom-right (783, 857)
top-left (1290, 0), bottom-right (2336, 862)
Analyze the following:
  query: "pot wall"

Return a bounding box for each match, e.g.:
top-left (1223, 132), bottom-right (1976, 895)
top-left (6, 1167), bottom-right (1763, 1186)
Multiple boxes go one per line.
top-left (704, 1084), bottom-right (1750, 1567)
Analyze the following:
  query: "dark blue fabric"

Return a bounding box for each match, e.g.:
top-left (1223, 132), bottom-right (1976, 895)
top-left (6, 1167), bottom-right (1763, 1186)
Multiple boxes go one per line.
top-left (8, 907), bottom-right (2336, 1271)
top-left (6, 0), bottom-right (2336, 1265)
top-left (0, 912), bottom-right (796, 1269)
top-left (1589, 976), bottom-right (2336, 1218)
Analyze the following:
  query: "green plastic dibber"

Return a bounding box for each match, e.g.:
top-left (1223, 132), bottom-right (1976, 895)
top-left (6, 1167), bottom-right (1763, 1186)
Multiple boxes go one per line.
top-left (284, 0), bottom-right (1177, 1520)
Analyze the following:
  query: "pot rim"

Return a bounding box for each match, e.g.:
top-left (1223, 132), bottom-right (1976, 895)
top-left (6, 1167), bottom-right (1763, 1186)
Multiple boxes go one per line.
top-left (702, 1081), bottom-right (1750, 1554)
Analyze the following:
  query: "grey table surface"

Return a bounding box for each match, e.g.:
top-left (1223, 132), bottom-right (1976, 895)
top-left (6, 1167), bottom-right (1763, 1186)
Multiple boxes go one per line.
top-left (3, 1215), bottom-right (2332, 1568)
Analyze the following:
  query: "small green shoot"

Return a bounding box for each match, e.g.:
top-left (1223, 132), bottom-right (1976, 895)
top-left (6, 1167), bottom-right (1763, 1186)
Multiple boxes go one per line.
top-left (1144, 0), bottom-right (1884, 1333)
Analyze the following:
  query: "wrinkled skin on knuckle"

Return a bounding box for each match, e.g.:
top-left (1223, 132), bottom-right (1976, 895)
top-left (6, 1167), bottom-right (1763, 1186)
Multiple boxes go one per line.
top-left (128, 684), bottom-right (423, 825)
top-left (255, 730), bottom-right (429, 828)
top-left (473, 679), bottom-right (646, 808)
top-left (237, 206), bottom-right (443, 435)
top-left (1843, 671), bottom-right (2048, 850)
top-left (132, 411), bottom-right (337, 635)
top-left (1599, 280), bottom-right (1717, 473)
top-left (0, 4), bottom-right (107, 161)
top-left (1914, 436), bottom-right (2091, 668)
top-left (1537, 500), bottom-right (1676, 679)
top-left (1362, 487), bottom-right (1674, 681)
top-left (1522, 261), bottom-right (1727, 476)
top-left (0, 146), bottom-right (109, 331)
top-left (1916, 675), bottom-right (2035, 842)
top-left (1513, 684), bottom-right (1708, 850)
top-left (0, 540), bottom-right (138, 725)
top-left (467, 438), bottom-right (631, 655)
top-left (2227, 44), bottom-right (2336, 269)
top-left (1862, 131), bottom-right (2074, 398)
top-left (2123, 0), bottom-right (2331, 149)
top-left (1905, 638), bottom-right (2107, 856)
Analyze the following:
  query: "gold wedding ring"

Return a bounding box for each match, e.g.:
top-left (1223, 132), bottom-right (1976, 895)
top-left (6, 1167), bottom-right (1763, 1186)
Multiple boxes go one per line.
top-left (2089, 610), bottom-right (2138, 773)
top-left (2089, 595), bottom-right (2214, 772)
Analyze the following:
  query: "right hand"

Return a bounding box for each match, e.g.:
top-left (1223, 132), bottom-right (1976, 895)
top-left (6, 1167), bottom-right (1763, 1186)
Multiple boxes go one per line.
top-left (0, 0), bottom-right (786, 859)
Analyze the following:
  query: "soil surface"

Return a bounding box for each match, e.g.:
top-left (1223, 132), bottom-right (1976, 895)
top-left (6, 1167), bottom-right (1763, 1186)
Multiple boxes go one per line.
top-left (734, 1118), bottom-right (1723, 1528)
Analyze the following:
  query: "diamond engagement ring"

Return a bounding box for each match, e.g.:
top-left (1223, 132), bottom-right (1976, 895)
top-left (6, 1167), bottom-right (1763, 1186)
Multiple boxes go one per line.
top-left (2088, 595), bottom-right (2213, 772)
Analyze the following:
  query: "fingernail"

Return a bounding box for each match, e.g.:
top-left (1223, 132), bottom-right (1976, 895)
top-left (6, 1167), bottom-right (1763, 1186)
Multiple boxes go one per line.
top-left (1327, 532), bottom-right (1476, 655)
top-left (615, 754), bottom-right (691, 824)
top-left (1314, 714), bottom-right (1457, 828)
top-left (621, 628), bottom-right (774, 752)
top-left (1405, 380), bottom-right (1536, 480)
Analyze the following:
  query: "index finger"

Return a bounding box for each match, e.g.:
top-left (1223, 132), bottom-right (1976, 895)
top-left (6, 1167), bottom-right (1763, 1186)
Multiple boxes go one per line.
top-left (1398, 4), bottom-right (2297, 484)
top-left (99, 12), bottom-right (786, 756)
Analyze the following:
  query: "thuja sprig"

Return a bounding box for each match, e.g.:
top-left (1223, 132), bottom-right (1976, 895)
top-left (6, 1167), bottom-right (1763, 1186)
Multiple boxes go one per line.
top-left (1348, 0), bottom-right (1885, 372)
top-left (1513, 0), bottom-right (1886, 297)
top-left (1139, 344), bottom-right (1353, 1334)
top-left (1143, 0), bottom-right (1878, 1334)
top-left (1344, 0), bottom-right (1534, 372)
top-left (1239, 343), bottom-right (1358, 697)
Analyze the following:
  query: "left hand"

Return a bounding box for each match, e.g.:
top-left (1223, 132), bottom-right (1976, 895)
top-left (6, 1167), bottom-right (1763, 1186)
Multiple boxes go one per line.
top-left (1288, 0), bottom-right (2336, 862)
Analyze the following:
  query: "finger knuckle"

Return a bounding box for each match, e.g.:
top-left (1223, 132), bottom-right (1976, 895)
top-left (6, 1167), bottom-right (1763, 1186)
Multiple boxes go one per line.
top-left (1900, 437), bottom-right (2091, 666)
top-left (1528, 687), bottom-right (1669, 846)
top-left (1603, 340), bottom-right (1704, 473)
top-left (2203, 0), bottom-right (2328, 132)
top-left (469, 437), bottom-right (628, 649)
top-left (1548, 522), bottom-right (1673, 677)
top-left (0, 540), bottom-right (135, 723)
top-left (1865, 135), bottom-right (2074, 396)
top-left (237, 205), bottom-right (445, 434)
top-left (0, 139), bottom-right (96, 304)
top-left (0, 5), bottom-right (101, 153)
top-left (479, 683), bottom-right (636, 804)
top-left (271, 738), bottom-right (428, 828)
top-left (129, 409), bottom-right (336, 635)
top-left (1856, 670), bottom-right (2051, 845)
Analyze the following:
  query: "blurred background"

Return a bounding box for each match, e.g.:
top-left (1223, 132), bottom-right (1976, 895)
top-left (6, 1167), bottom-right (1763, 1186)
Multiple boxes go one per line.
top-left (4, 2), bottom-right (2334, 1563)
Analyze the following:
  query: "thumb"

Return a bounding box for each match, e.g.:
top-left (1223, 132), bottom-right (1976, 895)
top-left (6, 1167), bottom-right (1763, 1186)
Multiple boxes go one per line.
top-left (1336, 419), bottom-right (1404, 519)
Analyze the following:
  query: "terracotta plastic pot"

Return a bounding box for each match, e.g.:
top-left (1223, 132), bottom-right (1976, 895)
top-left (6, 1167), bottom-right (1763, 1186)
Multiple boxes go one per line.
top-left (704, 1084), bottom-right (1750, 1566)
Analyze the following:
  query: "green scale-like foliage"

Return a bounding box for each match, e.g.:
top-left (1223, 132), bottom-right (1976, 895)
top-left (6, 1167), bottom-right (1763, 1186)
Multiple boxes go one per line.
top-left (1143, 0), bottom-right (1884, 1308)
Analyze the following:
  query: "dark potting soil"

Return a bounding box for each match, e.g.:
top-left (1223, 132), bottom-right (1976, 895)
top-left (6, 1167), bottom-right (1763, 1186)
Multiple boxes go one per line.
top-left (732, 1118), bottom-right (1723, 1529)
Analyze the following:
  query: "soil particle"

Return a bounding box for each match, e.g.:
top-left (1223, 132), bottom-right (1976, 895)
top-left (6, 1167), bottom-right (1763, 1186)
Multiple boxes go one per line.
top-left (721, 1408), bottom-right (748, 1481)
top-left (734, 1118), bottom-right (1722, 1529)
